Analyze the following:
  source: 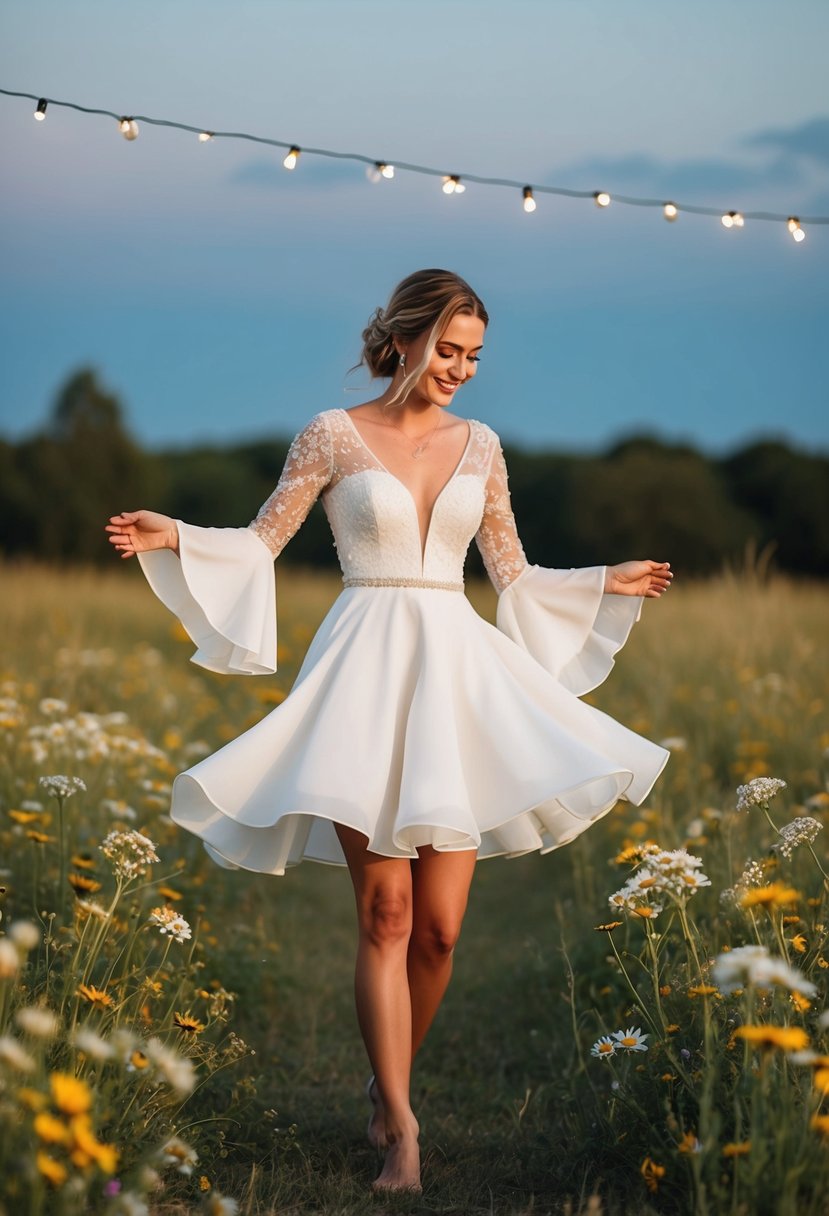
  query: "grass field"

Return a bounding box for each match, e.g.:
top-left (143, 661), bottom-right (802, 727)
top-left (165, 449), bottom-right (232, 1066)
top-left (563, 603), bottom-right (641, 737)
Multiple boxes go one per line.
top-left (1, 563), bottom-right (828, 1216)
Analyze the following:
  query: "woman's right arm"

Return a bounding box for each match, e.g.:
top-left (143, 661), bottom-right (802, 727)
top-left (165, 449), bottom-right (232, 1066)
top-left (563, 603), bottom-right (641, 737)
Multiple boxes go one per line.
top-left (106, 510), bottom-right (180, 558)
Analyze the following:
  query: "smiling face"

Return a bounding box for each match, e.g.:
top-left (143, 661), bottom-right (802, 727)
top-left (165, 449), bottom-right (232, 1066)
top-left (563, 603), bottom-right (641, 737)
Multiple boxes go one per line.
top-left (401, 311), bottom-right (486, 409)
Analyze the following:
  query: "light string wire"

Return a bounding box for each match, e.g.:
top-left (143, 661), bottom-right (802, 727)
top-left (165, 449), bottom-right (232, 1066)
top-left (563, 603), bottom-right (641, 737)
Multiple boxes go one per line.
top-left (3, 87), bottom-right (828, 227)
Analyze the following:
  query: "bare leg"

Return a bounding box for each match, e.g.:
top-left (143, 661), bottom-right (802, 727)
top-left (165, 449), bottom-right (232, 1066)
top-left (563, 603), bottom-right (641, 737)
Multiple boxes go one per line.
top-left (336, 825), bottom-right (421, 1192)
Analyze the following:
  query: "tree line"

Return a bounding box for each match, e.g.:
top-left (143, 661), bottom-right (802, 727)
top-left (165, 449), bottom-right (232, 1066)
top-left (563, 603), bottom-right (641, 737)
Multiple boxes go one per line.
top-left (1, 368), bottom-right (827, 578)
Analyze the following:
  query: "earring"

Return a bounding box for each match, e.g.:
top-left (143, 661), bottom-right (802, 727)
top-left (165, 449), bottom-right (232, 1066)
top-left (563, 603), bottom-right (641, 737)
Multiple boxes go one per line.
top-left (399, 353), bottom-right (407, 379)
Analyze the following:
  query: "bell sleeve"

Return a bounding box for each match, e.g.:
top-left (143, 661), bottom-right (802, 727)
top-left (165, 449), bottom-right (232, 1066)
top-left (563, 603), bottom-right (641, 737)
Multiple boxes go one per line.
top-left (474, 438), bottom-right (643, 697)
top-left (137, 413), bottom-right (334, 675)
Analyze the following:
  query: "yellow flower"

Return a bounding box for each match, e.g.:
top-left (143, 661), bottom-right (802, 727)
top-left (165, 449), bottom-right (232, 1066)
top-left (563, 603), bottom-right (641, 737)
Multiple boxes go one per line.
top-left (34, 1112), bottom-right (70, 1144)
top-left (9, 810), bottom-right (42, 824)
top-left (740, 883), bottom-right (800, 909)
top-left (659, 985), bottom-right (672, 996)
top-left (594, 921), bottom-right (624, 932)
top-left (781, 915), bottom-right (801, 926)
top-left (811, 1114), bottom-right (829, 1137)
top-left (614, 845), bottom-right (643, 865)
top-left (734, 1025), bottom-right (809, 1052)
top-left (70, 1115), bottom-right (119, 1173)
top-left (199, 1175), bottom-right (212, 1191)
top-left (665, 1024), bottom-right (680, 1034)
top-left (633, 906), bottom-right (658, 919)
top-left (817, 957), bottom-right (828, 969)
top-left (677, 1130), bottom-right (701, 1154)
top-left (790, 991), bottom-right (811, 1013)
top-left (640, 1157), bottom-right (666, 1193)
top-left (50, 1072), bottom-right (91, 1116)
top-left (36, 1151), bottom-right (68, 1187)
top-left (26, 830), bottom-right (55, 844)
top-left (722, 1141), bottom-right (751, 1157)
top-left (68, 873), bottom-right (102, 895)
top-left (790, 934), bottom-right (807, 954)
top-left (688, 984), bottom-right (719, 997)
top-left (18, 1086), bottom-right (48, 1111)
top-left (77, 984), bottom-right (114, 1009)
top-left (157, 885), bottom-right (183, 902)
top-left (70, 853), bottom-right (97, 871)
top-left (814, 1068), bottom-right (829, 1096)
top-left (173, 1010), bottom-right (206, 1035)
top-left (661, 1073), bottom-right (677, 1082)
top-left (129, 1050), bottom-right (149, 1070)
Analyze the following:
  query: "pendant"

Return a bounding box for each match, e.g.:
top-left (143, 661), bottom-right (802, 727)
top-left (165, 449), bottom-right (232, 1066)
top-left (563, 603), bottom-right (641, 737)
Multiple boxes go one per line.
top-left (412, 444), bottom-right (425, 459)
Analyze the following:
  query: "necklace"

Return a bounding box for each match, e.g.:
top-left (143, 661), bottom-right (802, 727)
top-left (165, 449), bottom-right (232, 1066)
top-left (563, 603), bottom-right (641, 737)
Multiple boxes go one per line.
top-left (382, 409), bottom-right (444, 459)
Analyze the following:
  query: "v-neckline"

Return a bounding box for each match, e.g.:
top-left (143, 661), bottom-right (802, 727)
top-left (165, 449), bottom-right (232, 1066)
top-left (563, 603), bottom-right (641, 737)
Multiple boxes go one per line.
top-left (339, 408), bottom-right (474, 564)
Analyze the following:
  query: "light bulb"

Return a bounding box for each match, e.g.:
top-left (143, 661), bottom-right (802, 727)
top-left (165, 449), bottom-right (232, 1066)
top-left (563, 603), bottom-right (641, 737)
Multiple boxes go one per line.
top-left (198, 131), bottom-right (214, 143)
top-left (283, 146), bottom-right (300, 170)
top-left (593, 191), bottom-right (611, 208)
top-left (380, 162), bottom-right (394, 179)
top-left (443, 175), bottom-right (460, 194)
top-left (119, 118), bottom-right (139, 141)
top-left (34, 98), bottom-right (47, 121)
top-left (522, 186), bottom-right (536, 213)
top-left (368, 162), bottom-right (394, 182)
top-left (793, 227), bottom-right (805, 242)
top-left (787, 216), bottom-right (805, 241)
top-left (721, 211), bottom-right (743, 229)
top-left (663, 202), bottom-right (678, 221)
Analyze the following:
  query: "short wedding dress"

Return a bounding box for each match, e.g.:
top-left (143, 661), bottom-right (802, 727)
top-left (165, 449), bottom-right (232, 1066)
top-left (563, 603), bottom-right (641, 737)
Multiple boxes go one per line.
top-left (137, 408), bottom-right (669, 874)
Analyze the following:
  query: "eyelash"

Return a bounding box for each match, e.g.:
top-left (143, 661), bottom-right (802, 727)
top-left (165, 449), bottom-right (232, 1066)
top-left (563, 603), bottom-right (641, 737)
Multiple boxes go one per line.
top-left (438, 351), bottom-right (480, 362)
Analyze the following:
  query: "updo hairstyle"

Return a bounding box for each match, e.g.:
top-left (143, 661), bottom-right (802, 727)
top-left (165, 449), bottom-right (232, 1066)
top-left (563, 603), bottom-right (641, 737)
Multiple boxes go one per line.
top-left (359, 269), bottom-right (488, 406)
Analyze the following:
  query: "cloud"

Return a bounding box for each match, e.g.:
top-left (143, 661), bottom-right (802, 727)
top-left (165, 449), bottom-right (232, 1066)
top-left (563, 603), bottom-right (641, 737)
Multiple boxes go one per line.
top-left (743, 117), bottom-right (829, 168)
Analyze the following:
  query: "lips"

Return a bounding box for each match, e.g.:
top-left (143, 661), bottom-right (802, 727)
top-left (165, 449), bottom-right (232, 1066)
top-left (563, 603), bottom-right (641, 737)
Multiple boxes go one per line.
top-left (434, 377), bottom-right (461, 393)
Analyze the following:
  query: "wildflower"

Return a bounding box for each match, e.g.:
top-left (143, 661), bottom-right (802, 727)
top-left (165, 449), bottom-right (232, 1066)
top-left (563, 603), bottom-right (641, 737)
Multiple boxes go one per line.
top-left (26, 829), bottom-right (55, 844)
top-left (640, 1156), bottom-right (665, 1193)
top-left (100, 829), bottom-right (160, 879)
top-left (159, 1135), bottom-right (198, 1175)
top-left (129, 1049), bottom-right (149, 1071)
top-left (665, 1023), bottom-right (680, 1033)
top-left (811, 1114), bottom-right (829, 1137)
top-left (70, 852), bottom-right (97, 871)
top-left (772, 816), bottom-right (822, 859)
top-left (71, 1114), bottom-right (119, 1172)
top-left (590, 1036), bottom-right (616, 1059)
top-left (148, 906), bottom-right (192, 943)
top-left (115, 1191), bottom-right (151, 1215)
top-left (205, 1194), bottom-right (240, 1216)
top-left (77, 983), bottom-right (115, 1009)
top-left (68, 873), bottom-right (103, 895)
top-left (711, 944), bottom-right (817, 997)
top-left (157, 885), bottom-right (183, 902)
top-left (173, 1010), bottom-right (205, 1035)
top-left (735, 776), bottom-right (786, 812)
top-left (594, 921), bottom-right (623, 932)
top-left (16, 1006), bottom-right (60, 1038)
top-left (9, 809), bottom-right (42, 824)
top-left (734, 1025), bottom-right (809, 1052)
top-left (791, 992), bottom-right (811, 1013)
top-left (614, 844), bottom-right (645, 865)
top-left (39, 775), bottom-right (87, 800)
top-left (612, 1026), bottom-right (648, 1052)
top-left (688, 984), bottom-right (719, 998)
top-left (73, 1027), bottom-right (113, 1060)
top-left (36, 1150), bottom-right (68, 1187)
top-left (722, 1141), bottom-right (751, 1157)
top-left (144, 1037), bottom-right (196, 1094)
top-left (677, 1130), bottom-right (703, 1154)
top-left (50, 1071), bottom-right (92, 1115)
top-left (18, 1087), bottom-right (48, 1110)
top-left (34, 1111), bottom-right (70, 1144)
top-left (199, 1176), bottom-right (212, 1192)
top-left (819, 1010), bottom-right (829, 1030)
top-left (659, 985), bottom-right (671, 996)
top-left (814, 1068), bottom-right (829, 1095)
top-left (9, 920), bottom-right (41, 951)
top-left (39, 698), bottom-right (68, 716)
top-left (739, 882), bottom-right (800, 909)
top-left (75, 898), bottom-right (107, 918)
top-left (632, 904), bottom-right (663, 919)
top-left (0, 1035), bottom-right (36, 1072)
top-left (0, 939), bottom-right (20, 978)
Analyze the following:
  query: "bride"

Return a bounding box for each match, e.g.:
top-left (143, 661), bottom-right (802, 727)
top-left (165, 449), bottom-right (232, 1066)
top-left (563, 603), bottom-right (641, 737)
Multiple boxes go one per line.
top-left (107, 268), bottom-right (672, 1193)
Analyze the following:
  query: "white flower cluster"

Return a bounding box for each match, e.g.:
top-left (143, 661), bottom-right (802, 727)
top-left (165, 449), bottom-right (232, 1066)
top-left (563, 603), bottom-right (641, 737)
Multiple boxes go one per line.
top-left (148, 906), bottom-right (192, 944)
top-left (735, 776), bottom-right (787, 812)
top-left (159, 1134), bottom-right (199, 1174)
top-left (38, 774), bottom-right (87, 799)
top-left (105, 1028), bottom-right (196, 1094)
top-left (608, 844), bottom-right (711, 918)
top-left (711, 944), bottom-right (817, 997)
top-left (720, 858), bottom-right (767, 906)
top-left (591, 1026), bottom-right (649, 1059)
top-left (27, 709), bottom-right (166, 767)
top-left (772, 816), bottom-right (823, 859)
top-left (100, 829), bottom-right (160, 878)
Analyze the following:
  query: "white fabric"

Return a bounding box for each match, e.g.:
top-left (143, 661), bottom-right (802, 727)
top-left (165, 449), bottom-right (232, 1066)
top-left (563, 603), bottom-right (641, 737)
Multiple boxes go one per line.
top-left (136, 410), bottom-right (670, 875)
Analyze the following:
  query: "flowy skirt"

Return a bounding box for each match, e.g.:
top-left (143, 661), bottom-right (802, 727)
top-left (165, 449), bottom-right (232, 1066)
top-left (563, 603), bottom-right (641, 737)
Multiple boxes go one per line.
top-left (166, 582), bottom-right (669, 875)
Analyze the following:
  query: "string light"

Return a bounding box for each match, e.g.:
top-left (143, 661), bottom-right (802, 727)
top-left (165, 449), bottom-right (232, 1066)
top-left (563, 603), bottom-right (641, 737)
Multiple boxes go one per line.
top-left (2, 88), bottom-right (825, 243)
top-left (522, 186), bottom-right (536, 213)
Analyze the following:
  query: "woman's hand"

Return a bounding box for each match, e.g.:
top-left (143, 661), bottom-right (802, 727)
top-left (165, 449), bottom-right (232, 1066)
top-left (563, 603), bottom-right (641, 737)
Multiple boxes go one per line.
top-left (105, 511), bottom-right (179, 559)
top-left (605, 560), bottom-right (672, 597)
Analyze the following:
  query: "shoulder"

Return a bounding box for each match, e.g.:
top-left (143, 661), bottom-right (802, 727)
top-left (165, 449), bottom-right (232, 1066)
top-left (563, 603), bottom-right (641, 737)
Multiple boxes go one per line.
top-left (467, 418), bottom-right (502, 455)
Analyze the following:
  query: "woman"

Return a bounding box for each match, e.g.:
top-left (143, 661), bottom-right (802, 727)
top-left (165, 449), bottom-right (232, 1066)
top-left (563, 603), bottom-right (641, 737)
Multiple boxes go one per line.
top-left (107, 268), bottom-right (672, 1193)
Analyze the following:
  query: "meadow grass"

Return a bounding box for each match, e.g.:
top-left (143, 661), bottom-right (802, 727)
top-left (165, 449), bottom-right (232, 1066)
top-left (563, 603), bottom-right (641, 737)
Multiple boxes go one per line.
top-left (1, 562), bottom-right (828, 1215)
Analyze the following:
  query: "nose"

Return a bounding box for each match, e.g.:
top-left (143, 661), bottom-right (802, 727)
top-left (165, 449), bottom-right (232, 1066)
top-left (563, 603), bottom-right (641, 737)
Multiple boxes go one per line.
top-left (449, 351), bottom-right (467, 381)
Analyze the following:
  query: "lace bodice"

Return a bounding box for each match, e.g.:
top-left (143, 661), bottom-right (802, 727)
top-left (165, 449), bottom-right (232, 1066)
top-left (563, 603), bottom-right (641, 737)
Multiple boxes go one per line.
top-left (248, 409), bottom-right (529, 592)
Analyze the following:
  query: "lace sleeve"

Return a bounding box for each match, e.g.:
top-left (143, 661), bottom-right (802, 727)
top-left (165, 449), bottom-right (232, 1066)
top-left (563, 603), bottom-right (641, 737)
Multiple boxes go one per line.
top-left (474, 439), bottom-right (529, 593)
top-left (248, 413), bottom-right (334, 557)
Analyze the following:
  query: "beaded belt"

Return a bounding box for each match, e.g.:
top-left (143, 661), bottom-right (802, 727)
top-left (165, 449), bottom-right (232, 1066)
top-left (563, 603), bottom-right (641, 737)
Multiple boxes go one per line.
top-left (343, 576), bottom-right (464, 592)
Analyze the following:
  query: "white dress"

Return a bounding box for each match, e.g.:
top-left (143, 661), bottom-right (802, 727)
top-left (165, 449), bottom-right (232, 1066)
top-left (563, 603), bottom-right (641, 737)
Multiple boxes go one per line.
top-left (138, 409), bottom-right (669, 875)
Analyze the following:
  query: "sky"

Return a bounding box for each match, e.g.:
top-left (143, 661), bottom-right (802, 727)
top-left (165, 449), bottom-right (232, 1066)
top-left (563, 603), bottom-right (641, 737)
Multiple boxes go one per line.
top-left (1, 0), bottom-right (828, 455)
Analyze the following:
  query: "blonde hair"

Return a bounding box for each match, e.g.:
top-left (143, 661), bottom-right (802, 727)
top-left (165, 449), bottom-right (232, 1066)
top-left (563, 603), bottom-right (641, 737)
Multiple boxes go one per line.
top-left (358, 269), bottom-right (488, 406)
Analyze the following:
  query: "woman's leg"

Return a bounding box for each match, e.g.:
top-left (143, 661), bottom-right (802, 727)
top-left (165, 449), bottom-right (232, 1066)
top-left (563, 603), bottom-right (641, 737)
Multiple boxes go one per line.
top-left (408, 845), bottom-right (478, 1056)
top-left (335, 824), bottom-right (421, 1191)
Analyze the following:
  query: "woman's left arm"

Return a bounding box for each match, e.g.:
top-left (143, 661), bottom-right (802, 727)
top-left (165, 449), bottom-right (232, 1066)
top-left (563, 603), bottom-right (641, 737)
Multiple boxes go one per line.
top-left (604, 560), bottom-right (673, 597)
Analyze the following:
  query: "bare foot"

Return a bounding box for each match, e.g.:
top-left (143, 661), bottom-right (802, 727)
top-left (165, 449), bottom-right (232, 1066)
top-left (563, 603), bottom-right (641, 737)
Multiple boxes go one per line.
top-left (366, 1075), bottom-right (388, 1151)
top-left (371, 1120), bottom-right (421, 1194)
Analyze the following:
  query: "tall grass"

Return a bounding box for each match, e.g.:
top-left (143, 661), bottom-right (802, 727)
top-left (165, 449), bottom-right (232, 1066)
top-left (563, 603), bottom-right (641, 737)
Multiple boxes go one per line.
top-left (1, 562), bottom-right (827, 1215)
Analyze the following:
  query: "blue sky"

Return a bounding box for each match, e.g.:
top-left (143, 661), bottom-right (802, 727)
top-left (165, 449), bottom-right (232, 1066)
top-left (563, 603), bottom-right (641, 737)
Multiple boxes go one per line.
top-left (1, 0), bottom-right (827, 454)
